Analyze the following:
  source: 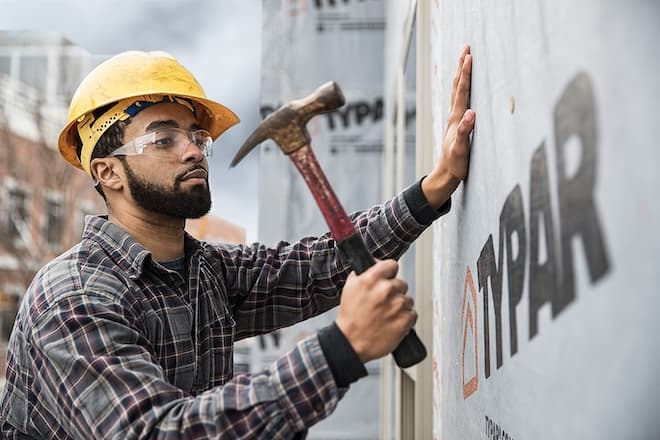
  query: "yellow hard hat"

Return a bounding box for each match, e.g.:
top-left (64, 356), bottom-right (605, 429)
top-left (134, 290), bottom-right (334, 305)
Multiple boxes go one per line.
top-left (58, 50), bottom-right (240, 175)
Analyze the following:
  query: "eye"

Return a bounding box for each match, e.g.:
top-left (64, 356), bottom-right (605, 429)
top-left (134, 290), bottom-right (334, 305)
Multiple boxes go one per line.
top-left (153, 134), bottom-right (174, 147)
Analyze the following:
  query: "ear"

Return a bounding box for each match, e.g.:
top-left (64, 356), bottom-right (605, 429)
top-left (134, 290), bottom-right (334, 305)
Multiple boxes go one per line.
top-left (90, 158), bottom-right (124, 192)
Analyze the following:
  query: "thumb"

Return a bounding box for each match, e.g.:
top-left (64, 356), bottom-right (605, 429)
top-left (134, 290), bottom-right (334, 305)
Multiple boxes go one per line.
top-left (458, 109), bottom-right (475, 136)
top-left (454, 109), bottom-right (475, 153)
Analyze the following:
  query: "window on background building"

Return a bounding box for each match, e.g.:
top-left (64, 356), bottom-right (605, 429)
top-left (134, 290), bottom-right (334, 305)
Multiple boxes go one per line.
top-left (19, 55), bottom-right (47, 92)
top-left (43, 193), bottom-right (63, 248)
top-left (4, 186), bottom-right (30, 247)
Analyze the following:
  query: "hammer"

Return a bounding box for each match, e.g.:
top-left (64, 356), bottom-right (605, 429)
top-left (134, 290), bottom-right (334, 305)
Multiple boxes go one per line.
top-left (231, 81), bottom-right (427, 368)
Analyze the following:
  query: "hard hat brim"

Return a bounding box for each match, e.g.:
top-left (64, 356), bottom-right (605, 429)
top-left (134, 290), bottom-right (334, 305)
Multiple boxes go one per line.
top-left (58, 94), bottom-right (240, 171)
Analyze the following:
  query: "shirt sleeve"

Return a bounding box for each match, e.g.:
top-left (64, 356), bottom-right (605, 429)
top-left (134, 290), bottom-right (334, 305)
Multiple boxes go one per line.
top-left (214, 178), bottom-right (446, 341)
top-left (30, 291), bottom-right (341, 439)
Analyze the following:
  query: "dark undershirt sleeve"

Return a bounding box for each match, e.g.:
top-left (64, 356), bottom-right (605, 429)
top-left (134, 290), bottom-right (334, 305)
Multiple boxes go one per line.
top-left (402, 177), bottom-right (452, 225)
top-left (317, 322), bottom-right (367, 388)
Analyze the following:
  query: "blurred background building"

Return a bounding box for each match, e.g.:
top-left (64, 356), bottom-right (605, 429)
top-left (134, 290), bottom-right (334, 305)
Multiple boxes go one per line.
top-left (0, 31), bottom-right (106, 390)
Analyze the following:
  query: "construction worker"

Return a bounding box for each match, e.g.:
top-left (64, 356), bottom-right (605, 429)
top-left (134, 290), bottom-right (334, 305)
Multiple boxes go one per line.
top-left (0, 46), bottom-right (474, 438)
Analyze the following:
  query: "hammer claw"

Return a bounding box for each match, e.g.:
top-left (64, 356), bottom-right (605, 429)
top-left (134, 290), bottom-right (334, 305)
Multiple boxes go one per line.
top-left (230, 81), bottom-right (346, 168)
top-left (230, 129), bottom-right (267, 168)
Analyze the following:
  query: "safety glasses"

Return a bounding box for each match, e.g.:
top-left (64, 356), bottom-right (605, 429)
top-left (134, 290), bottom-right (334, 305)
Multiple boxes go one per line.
top-left (109, 127), bottom-right (214, 159)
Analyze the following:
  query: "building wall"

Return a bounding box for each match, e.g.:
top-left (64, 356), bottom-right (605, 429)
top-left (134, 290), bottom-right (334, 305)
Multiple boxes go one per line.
top-left (0, 123), bottom-right (102, 250)
top-left (382, 1), bottom-right (660, 438)
top-left (0, 126), bottom-right (105, 332)
top-left (426, 1), bottom-right (660, 439)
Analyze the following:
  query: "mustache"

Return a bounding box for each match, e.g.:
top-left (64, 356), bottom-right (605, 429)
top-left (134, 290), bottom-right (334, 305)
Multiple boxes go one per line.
top-left (175, 165), bottom-right (208, 182)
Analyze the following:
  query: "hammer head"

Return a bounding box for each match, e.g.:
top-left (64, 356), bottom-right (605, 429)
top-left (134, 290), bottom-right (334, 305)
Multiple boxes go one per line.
top-left (230, 81), bottom-right (345, 167)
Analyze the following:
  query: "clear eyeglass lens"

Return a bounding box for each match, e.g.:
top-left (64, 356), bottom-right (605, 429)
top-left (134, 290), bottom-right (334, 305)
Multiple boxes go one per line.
top-left (192, 130), bottom-right (213, 157)
top-left (111, 128), bottom-right (213, 158)
top-left (145, 129), bottom-right (212, 156)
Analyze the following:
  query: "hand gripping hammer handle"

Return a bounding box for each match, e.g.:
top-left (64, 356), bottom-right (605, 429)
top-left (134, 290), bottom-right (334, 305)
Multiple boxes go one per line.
top-left (289, 147), bottom-right (427, 369)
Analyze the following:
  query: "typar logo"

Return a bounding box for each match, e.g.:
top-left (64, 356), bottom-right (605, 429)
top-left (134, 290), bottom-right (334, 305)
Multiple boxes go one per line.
top-left (457, 72), bottom-right (611, 400)
top-left (461, 267), bottom-right (479, 399)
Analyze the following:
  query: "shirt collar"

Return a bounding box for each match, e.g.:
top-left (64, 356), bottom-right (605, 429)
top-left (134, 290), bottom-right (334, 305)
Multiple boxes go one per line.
top-left (82, 215), bottom-right (204, 279)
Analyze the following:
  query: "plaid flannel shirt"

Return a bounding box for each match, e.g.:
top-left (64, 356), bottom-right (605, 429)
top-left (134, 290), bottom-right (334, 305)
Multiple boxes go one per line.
top-left (0, 183), bottom-right (442, 439)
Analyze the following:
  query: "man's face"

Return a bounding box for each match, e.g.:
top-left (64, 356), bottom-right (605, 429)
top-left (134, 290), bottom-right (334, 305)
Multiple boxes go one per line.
top-left (118, 102), bottom-right (212, 219)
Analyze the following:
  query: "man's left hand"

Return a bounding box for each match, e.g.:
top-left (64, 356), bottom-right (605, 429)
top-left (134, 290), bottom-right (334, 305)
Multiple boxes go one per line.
top-left (422, 45), bottom-right (475, 209)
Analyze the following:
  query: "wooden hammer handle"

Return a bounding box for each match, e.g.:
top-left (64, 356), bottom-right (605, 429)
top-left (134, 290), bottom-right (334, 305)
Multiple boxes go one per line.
top-left (290, 146), bottom-right (427, 368)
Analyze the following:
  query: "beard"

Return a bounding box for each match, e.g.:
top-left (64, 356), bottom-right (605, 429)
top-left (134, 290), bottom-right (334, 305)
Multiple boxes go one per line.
top-left (121, 159), bottom-right (212, 219)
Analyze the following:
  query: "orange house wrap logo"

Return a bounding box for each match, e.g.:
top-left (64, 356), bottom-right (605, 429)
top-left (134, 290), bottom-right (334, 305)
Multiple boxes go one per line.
top-left (461, 267), bottom-right (479, 399)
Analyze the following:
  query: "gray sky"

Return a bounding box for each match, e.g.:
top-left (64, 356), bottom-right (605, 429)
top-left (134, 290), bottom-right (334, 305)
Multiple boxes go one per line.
top-left (0, 0), bottom-right (262, 241)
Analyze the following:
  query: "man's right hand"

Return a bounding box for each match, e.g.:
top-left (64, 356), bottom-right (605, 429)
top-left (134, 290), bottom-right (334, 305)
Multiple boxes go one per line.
top-left (336, 259), bottom-right (417, 364)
